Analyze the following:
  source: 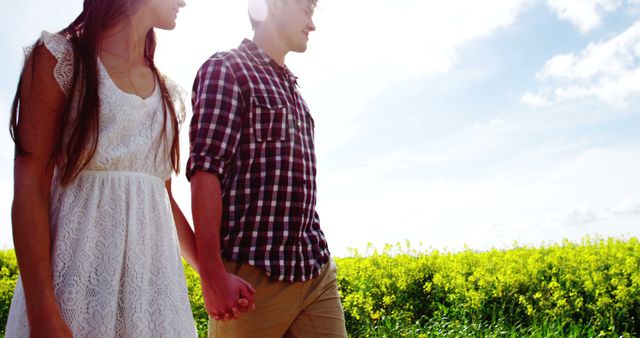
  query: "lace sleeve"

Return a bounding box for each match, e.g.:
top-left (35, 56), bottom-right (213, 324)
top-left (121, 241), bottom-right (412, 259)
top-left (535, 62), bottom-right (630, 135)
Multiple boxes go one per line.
top-left (162, 75), bottom-right (188, 125)
top-left (24, 31), bottom-right (75, 97)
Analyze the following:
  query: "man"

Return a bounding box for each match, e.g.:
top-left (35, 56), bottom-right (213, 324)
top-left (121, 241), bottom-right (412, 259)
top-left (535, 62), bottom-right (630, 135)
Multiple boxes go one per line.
top-left (187, 0), bottom-right (347, 336)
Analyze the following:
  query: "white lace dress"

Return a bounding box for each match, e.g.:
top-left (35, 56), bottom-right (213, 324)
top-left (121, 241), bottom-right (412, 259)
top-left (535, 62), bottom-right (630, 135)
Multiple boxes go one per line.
top-left (5, 32), bottom-right (197, 338)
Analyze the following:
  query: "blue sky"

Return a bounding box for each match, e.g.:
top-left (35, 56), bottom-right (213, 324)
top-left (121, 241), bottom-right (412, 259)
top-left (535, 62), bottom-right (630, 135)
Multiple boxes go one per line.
top-left (2, 0), bottom-right (640, 256)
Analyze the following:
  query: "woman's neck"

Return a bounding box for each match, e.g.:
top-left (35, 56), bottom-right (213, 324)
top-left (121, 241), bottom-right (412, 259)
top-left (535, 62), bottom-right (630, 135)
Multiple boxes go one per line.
top-left (99, 17), bottom-right (150, 66)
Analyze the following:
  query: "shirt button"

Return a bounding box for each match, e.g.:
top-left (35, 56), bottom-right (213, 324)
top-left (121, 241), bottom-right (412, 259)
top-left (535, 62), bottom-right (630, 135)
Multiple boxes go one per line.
top-left (297, 121), bottom-right (302, 127)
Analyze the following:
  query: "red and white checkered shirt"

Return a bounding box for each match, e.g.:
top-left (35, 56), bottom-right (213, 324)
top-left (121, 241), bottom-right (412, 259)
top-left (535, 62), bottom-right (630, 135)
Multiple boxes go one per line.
top-left (187, 40), bottom-right (331, 282)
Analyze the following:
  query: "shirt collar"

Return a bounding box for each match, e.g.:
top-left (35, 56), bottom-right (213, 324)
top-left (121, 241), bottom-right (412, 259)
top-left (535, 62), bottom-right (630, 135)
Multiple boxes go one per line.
top-left (239, 39), bottom-right (299, 85)
top-left (240, 39), bottom-right (273, 65)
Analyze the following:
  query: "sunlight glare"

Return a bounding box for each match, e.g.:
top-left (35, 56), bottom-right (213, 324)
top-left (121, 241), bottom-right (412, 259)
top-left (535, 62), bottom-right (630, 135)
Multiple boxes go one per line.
top-left (248, 0), bottom-right (268, 25)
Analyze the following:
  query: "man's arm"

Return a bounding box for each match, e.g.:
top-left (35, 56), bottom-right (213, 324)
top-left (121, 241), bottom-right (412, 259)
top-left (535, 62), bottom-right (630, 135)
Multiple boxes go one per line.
top-left (188, 56), bottom-right (254, 320)
top-left (191, 171), bottom-right (255, 320)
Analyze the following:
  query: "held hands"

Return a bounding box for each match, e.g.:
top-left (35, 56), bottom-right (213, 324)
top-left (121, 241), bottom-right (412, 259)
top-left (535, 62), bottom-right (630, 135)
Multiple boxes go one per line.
top-left (201, 272), bottom-right (256, 321)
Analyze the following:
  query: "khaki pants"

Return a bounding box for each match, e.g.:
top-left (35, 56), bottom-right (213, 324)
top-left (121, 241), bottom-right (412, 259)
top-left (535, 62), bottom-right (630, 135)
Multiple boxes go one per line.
top-left (208, 258), bottom-right (347, 338)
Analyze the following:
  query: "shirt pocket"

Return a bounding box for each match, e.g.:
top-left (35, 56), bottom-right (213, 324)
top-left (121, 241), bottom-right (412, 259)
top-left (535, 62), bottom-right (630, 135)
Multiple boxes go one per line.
top-left (250, 95), bottom-right (290, 142)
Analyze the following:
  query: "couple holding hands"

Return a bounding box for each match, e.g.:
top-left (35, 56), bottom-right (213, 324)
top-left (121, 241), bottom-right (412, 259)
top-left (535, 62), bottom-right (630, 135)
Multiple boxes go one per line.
top-left (5, 0), bottom-right (345, 337)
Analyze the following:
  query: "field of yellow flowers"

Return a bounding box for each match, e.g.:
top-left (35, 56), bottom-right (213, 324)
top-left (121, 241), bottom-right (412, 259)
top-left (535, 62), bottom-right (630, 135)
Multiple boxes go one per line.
top-left (334, 237), bottom-right (639, 336)
top-left (1, 237), bottom-right (639, 337)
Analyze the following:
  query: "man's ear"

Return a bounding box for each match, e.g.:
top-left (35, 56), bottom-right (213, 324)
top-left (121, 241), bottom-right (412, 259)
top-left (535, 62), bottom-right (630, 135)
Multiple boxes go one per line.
top-left (267, 0), bottom-right (282, 17)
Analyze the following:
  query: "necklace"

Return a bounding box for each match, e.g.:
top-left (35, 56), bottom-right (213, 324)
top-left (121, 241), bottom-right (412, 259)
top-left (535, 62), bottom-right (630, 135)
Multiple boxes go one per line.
top-left (100, 50), bottom-right (148, 97)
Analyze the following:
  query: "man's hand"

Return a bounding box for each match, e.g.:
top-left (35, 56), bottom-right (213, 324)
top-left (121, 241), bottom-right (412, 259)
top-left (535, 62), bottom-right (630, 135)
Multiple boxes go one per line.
top-left (201, 272), bottom-right (256, 321)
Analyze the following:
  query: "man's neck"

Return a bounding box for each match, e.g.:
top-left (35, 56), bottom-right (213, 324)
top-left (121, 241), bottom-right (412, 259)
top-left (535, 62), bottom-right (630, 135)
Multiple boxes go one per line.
top-left (252, 29), bottom-right (288, 66)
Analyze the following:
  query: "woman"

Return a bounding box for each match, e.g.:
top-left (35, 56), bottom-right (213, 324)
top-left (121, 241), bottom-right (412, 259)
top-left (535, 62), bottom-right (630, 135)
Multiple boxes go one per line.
top-left (5, 0), bottom-right (197, 336)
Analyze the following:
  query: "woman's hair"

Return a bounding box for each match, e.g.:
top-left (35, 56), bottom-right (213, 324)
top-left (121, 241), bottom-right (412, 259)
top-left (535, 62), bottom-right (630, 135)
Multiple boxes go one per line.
top-left (9, 0), bottom-right (181, 185)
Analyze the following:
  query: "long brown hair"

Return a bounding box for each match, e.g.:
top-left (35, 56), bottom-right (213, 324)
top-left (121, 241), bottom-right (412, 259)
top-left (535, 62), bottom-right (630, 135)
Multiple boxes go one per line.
top-left (9, 0), bottom-right (181, 185)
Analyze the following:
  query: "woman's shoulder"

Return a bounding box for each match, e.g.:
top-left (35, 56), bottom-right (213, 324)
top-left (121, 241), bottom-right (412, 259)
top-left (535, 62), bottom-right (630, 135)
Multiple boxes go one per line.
top-left (24, 31), bottom-right (75, 97)
top-left (160, 73), bottom-right (188, 123)
top-left (40, 31), bottom-right (71, 46)
top-left (25, 31), bottom-right (72, 60)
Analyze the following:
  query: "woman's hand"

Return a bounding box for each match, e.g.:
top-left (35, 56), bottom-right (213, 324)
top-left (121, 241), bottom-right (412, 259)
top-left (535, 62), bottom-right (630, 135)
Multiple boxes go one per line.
top-left (201, 271), bottom-right (256, 321)
top-left (29, 309), bottom-right (73, 338)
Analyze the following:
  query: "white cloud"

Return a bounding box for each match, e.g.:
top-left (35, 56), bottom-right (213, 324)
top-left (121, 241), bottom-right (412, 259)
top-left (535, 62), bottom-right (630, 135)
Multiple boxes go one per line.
top-left (610, 199), bottom-right (640, 215)
top-left (562, 206), bottom-right (600, 225)
top-left (551, 196), bottom-right (640, 230)
top-left (520, 91), bottom-right (552, 107)
top-left (523, 20), bottom-right (640, 106)
top-left (546, 0), bottom-right (623, 33)
top-left (306, 0), bottom-right (534, 79)
top-left (627, 1), bottom-right (640, 15)
top-left (539, 22), bottom-right (639, 81)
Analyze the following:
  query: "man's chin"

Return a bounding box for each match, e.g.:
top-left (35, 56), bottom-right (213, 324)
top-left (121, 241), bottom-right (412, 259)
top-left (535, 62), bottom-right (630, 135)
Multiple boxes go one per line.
top-left (292, 45), bottom-right (308, 53)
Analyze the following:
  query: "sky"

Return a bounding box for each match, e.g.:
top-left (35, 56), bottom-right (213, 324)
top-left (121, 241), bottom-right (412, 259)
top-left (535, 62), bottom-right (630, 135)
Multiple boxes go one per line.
top-left (1, 0), bottom-right (640, 256)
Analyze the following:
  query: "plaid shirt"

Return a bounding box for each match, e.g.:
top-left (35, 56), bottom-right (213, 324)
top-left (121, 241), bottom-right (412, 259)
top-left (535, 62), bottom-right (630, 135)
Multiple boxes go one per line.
top-left (187, 40), bottom-right (330, 282)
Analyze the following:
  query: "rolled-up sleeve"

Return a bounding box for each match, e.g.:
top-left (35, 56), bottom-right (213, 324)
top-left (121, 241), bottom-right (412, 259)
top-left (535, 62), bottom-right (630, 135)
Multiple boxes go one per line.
top-left (186, 57), bottom-right (244, 181)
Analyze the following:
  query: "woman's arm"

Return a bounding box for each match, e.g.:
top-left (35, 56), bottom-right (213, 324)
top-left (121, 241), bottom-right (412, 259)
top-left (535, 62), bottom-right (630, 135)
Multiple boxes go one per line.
top-left (12, 44), bottom-right (72, 336)
top-left (165, 178), bottom-right (198, 271)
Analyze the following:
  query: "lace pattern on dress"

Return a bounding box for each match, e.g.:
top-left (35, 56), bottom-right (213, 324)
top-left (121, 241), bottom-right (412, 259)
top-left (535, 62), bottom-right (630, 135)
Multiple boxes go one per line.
top-left (162, 74), bottom-right (188, 125)
top-left (5, 31), bottom-right (197, 338)
top-left (23, 31), bottom-right (75, 98)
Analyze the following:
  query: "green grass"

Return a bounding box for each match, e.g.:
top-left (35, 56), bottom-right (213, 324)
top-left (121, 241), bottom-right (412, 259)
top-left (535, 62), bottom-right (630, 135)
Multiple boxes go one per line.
top-left (354, 316), bottom-right (635, 337)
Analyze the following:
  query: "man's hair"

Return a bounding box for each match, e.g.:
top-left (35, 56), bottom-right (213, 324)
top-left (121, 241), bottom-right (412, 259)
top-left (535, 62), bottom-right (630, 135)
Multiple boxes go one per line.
top-left (249, 0), bottom-right (318, 30)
